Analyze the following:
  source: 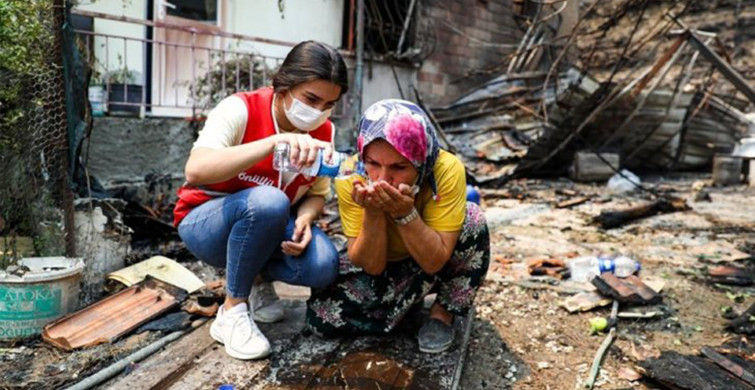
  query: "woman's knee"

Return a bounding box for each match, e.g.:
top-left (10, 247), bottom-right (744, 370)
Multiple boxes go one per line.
top-left (443, 201), bottom-right (490, 272)
top-left (236, 186), bottom-right (290, 226)
top-left (458, 201), bottom-right (490, 244)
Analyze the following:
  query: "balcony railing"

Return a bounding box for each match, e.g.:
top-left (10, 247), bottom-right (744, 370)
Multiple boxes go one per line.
top-left (72, 9), bottom-right (350, 119)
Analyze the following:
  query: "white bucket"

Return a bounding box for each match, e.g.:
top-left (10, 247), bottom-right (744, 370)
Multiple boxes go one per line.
top-left (712, 154), bottom-right (743, 186)
top-left (0, 257), bottom-right (85, 340)
top-left (88, 85), bottom-right (106, 117)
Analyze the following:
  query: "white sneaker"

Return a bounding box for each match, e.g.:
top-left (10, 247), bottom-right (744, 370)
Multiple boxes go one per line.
top-left (210, 302), bottom-right (271, 360)
top-left (250, 282), bottom-right (286, 323)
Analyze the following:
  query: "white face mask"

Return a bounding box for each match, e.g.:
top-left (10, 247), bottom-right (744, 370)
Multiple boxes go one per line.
top-left (283, 93), bottom-right (332, 131)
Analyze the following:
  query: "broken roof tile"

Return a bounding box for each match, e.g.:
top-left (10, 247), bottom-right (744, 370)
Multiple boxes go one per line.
top-left (42, 277), bottom-right (186, 350)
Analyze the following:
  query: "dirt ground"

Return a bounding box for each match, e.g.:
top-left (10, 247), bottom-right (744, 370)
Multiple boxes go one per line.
top-left (461, 173), bottom-right (755, 389)
top-left (2, 173), bottom-right (754, 390)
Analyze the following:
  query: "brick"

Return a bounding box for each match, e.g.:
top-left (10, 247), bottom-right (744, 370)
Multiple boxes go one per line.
top-left (488, 1), bottom-right (510, 14)
top-left (592, 274), bottom-right (662, 306)
top-left (417, 71), bottom-right (444, 85)
top-left (422, 61), bottom-right (440, 73)
top-left (431, 83), bottom-right (447, 99)
top-left (429, 6), bottom-right (449, 20)
top-left (449, 1), bottom-right (463, 13)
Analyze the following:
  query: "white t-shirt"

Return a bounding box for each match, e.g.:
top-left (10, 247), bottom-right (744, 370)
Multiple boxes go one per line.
top-left (192, 95), bottom-right (248, 150)
top-left (191, 95), bottom-right (333, 195)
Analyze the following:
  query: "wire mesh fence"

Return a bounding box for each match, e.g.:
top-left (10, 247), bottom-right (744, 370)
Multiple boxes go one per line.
top-left (0, 0), bottom-right (74, 267)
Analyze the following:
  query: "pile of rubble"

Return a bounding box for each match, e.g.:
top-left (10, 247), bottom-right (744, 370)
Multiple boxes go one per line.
top-left (431, 0), bottom-right (755, 185)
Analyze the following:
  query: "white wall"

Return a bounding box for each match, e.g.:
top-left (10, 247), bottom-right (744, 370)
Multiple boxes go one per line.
top-left (74, 0), bottom-right (345, 84)
top-left (74, 0), bottom-right (362, 119)
top-left (225, 0), bottom-right (345, 60)
top-left (75, 0), bottom-right (148, 84)
top-left (360, 63), bottom-right (417, 111)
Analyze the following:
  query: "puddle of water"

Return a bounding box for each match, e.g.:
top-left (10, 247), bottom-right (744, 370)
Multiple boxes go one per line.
top-left (279, 350), bottom-right (430, 390)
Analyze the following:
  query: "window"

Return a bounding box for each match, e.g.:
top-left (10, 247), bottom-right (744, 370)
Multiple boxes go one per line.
top-left (167, 0), bottom-right (218, 24)
top-left (343, 0), bottom-right (416, 56)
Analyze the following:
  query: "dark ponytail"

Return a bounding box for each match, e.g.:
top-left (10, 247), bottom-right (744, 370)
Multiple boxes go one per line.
top-left (272, 41), bottom-right (349, 97)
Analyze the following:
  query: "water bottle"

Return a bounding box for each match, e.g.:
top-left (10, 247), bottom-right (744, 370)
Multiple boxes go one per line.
top-left (613, 255), bottom-right (641, 277)
top-left (567, 255), bottom-right (641, 282)
top-left (568, 256), bottom-right (612, 283)
top-left (273, 143), bottom-right (363, 178)
top-left (466, 185), bottom-right (481, 205)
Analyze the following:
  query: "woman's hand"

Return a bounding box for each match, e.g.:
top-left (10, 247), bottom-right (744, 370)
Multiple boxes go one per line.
top-left (273, 133), bottom-right (333, 168)
top-left (369, 181), bottom-right (416, 219)
top-left (351, 179), bottom-right (375, 210)
top-left (352, 179), bottom-right (415, 218)
top-left (281, 215), bottom-right (313, 257)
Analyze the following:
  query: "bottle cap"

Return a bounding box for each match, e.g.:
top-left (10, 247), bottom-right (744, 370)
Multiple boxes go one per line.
top-left (597, 259), bottom-right (614, 273)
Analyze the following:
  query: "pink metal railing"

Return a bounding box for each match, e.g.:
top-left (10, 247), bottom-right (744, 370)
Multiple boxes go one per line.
top-left (74, 9), bottom-right (322, 119)
top-left (72, 9), bottom-right (350, 119)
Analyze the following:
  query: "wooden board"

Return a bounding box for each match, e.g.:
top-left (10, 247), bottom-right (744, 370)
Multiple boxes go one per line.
top-left (105, 321), bottom-right (218, 390)
top-left (640, 350), bottom-right (755, 390)
top-left (165, 346), bottom-right (267, 390)
top-left (103, 300), bottom-right (473, 390)
top-left (102, 300), bottom-right (307, 390)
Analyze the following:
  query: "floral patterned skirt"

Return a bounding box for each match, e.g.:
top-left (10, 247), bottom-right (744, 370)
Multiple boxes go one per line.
top-left (306, 202), bottom-right (490, 336)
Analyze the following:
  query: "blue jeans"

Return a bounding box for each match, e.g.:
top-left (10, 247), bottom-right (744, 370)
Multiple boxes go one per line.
top-left (177, 186), bottom-right (339, 298)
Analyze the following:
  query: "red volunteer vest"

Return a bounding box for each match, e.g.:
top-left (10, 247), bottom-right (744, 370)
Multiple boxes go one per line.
top-left (173, 87), bottom-right (334, 226)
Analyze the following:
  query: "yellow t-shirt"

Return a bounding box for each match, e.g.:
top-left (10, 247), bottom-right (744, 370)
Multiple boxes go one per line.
top-left (336, 150), bottom-right (467, 260)
top-left (307, 177), bottom-right (331, 197)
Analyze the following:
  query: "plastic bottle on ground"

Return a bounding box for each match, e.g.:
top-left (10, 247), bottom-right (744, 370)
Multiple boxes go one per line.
top-left (567, 255), bottom-right (641, 282)
top-left (612, 255), bottom-right (641, 277)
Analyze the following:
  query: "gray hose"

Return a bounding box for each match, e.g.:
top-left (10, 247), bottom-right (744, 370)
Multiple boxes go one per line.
top-left (64, 318), bottom-right (208, 390)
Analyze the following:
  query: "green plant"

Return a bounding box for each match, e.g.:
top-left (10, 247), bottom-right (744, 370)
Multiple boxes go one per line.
top-left (0, 0), bottom-right (50, 138)
top-left (88, 51), bottom-right (107, 85)
top-left (0, 0), bottom-right (54, 262)
top-left (0, 1), bottom-right (68, 268)
top-left (189, 54), bottom-right (269, 112)
top-left (108, 67), bottom-right (137, 84)
top-left (108, 54), bottom-right (137, 84)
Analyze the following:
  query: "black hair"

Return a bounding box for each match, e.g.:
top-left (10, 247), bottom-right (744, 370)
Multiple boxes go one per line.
top-left (272, 40), bottom-right (349, 97)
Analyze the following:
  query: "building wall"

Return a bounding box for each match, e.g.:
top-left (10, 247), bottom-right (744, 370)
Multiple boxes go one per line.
top-left (417, 0), bottom-right (523, 106)
top-left (226, 0), bottom-right (345, 59)
top-left (333, 59), bottom-right (418, 150)
top-left (84, 117), bottom-right (194, 203)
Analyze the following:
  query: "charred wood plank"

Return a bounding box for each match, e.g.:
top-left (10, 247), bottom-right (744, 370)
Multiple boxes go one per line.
top-left (687, 31), bottom-right (755, 105)
top-left (593, 197), bottom-right (690, 229)
top-left (640, 350), bottom-right (755, 390)
top-left (708, 266), bottom-right (754, 286)
top-left (556, 196), bottom-right (591, 209)
top-left (728, 303), bottom-right (755, 335)
top-left (701, 347), bottom-right (755, 387)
